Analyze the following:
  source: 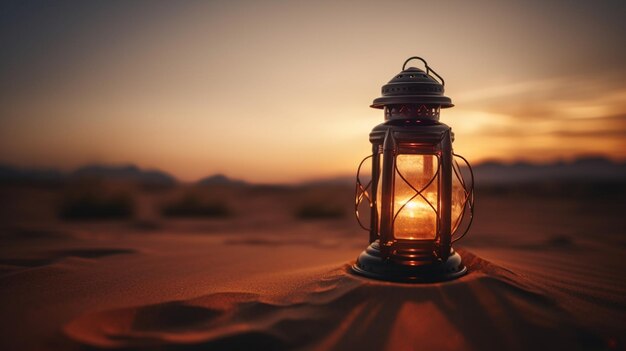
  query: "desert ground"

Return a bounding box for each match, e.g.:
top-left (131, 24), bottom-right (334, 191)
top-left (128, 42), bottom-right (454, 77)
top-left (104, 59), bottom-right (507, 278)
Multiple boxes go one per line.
top-left (0, 177), bottom-right (624, 351)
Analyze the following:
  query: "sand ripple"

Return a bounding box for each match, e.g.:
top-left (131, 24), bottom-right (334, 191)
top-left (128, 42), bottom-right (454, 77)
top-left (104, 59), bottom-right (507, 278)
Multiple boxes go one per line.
top-left (63, 250), bottom-right (603, 351)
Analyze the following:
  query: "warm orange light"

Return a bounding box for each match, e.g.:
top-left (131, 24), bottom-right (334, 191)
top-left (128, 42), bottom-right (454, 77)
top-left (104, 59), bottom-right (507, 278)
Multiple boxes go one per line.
top-left (388, 154), bottom-right (467, 240)
top-left (393, 154), bottom-right (438, 240)
top-left (394, 194), bottom-right (438, 239)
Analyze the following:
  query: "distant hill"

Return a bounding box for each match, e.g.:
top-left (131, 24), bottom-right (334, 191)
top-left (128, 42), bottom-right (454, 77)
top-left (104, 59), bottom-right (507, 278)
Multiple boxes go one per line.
top-left (472, 157), bottom-right (626, 185)
top-left (0, 164), bottom-right (177, 186)
top-left (0, 157), bottom-right (623, 187)
top-left (296, 157), bottom-right (626, 187)
top-left (71, 165), bottom-right (176, 186)
top-left (197, 174), bottom-right (247, 186)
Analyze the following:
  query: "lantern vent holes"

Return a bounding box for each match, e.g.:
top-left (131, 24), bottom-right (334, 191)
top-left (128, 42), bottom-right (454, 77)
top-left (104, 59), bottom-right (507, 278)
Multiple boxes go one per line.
top-left (384, 105), bottom-right (440, 121)
top-left (395, 74), bottom-right (428, 80)
top-left (385, 119), bottom-right (439, 126)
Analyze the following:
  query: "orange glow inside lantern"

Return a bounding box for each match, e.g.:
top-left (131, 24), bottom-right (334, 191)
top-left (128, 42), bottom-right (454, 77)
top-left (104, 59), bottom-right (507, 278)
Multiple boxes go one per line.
top-left (380, 154), bottom-right (468, 240)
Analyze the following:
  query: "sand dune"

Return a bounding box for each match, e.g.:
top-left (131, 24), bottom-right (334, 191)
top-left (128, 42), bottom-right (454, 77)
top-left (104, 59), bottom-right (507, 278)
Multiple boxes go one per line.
top-left (1, 183), bottom-right (624, 351)
top-left (63, 250), bottom-right (602, 351)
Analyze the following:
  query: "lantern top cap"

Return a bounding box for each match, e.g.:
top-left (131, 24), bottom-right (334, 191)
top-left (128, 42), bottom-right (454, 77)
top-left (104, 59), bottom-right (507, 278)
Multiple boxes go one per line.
top-left (371, 56), bottom-right (454, 109)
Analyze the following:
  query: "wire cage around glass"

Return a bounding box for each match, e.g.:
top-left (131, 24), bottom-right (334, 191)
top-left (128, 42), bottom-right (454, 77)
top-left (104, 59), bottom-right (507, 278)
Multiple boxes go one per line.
top-left (352, 57), bottom-right (474, 283)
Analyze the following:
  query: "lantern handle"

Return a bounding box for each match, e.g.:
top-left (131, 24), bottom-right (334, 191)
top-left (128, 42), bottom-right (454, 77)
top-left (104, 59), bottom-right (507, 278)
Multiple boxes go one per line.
top-left (402, 56), bottom-right (446, 87)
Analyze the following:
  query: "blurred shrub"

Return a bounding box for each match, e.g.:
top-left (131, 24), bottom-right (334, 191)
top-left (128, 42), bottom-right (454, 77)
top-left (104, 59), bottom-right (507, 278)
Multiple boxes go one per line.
top-left (59, 192), bottom-right (134, 220)
top-left (295, 202), bottom-right (346, 220)
top-left (161, 194), bottom-right (231, 218)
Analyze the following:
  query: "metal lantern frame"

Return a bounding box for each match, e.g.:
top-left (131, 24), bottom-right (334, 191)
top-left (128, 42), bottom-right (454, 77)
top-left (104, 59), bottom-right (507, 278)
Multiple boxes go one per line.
top-left (352, 57), bottom-right (475, 283)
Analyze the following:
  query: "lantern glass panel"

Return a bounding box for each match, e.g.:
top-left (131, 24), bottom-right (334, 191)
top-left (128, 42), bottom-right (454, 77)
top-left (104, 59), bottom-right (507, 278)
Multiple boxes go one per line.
top-left (393, 154), bottom-right (439, 240)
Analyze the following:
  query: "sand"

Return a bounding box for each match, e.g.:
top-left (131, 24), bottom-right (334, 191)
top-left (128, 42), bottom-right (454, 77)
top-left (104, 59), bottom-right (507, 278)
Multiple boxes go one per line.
top-left (0, 184), bottom-right (624, 350)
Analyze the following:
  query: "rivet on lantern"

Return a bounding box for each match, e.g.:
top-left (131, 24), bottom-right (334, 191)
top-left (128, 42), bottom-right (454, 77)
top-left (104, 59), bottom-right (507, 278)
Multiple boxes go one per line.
top-left (352, 56), bottom-right (475, 283)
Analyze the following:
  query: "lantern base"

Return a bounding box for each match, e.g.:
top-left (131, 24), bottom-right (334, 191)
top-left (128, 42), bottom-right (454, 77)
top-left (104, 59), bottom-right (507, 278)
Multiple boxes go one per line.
top-left (351, 241), bottom-right (467, 283)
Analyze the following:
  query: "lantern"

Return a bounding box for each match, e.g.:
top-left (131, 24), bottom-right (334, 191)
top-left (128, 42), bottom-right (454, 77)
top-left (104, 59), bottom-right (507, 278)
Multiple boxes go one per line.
top-left (352, 57), bottom-right (475, 282)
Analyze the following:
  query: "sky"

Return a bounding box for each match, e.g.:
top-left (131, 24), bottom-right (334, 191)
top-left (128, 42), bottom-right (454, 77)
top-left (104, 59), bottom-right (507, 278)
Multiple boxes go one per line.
top-left (0, 0), bottom-right (625, 183)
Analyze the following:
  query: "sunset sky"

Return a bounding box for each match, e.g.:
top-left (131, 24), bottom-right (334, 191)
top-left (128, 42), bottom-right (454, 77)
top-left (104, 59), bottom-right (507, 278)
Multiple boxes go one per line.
top-left (1, 0), bottom-right (625, 183)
